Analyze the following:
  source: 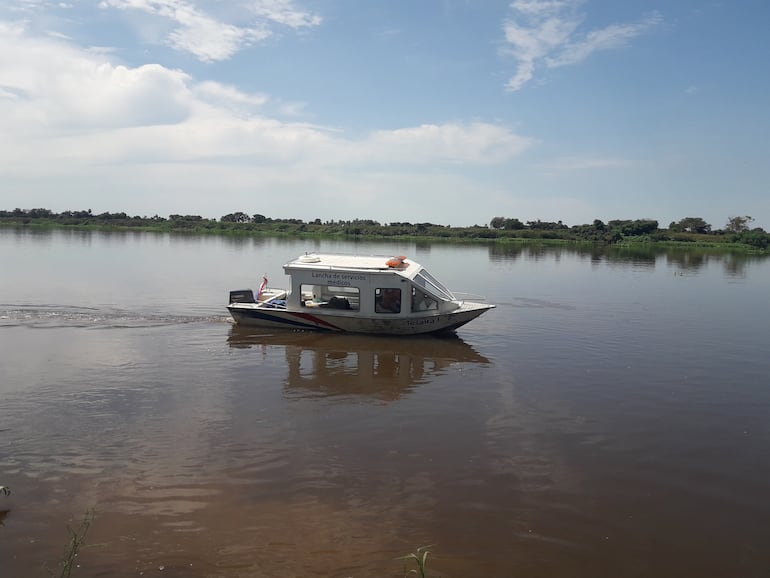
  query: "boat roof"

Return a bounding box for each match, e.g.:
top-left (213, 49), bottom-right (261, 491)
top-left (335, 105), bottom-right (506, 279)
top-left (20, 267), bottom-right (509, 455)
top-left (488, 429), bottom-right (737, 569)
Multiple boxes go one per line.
top-left (284, 253), bottom-right (419, 276)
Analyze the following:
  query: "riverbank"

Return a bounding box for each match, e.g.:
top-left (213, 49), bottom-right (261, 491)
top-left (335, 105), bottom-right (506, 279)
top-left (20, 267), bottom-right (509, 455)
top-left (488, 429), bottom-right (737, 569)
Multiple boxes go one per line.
top-left (0, 209), bottom-right (770, 252)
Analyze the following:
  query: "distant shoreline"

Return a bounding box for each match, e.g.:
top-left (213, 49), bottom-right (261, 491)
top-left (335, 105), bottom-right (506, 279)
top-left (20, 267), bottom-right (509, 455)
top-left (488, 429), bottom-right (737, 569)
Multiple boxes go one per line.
top-left (1, 222), bottom-right (765, 254)
top-left (1, 209), bottom-right (767, 252)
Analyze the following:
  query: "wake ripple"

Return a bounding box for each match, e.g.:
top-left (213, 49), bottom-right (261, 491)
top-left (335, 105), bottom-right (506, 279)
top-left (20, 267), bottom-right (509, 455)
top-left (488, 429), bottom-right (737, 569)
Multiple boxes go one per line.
top-left (0, 303), bottom-right (230, 329)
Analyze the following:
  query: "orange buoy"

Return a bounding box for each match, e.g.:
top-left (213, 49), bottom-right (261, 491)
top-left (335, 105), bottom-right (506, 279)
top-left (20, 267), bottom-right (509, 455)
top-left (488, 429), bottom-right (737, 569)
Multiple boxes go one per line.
top-left (386, 256), bottom-right (407, 268)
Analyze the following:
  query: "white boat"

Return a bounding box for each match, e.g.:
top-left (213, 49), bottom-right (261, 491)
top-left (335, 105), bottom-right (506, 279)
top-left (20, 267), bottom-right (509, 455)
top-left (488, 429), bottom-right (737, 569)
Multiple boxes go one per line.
top-left (227, 253), bottom-right (495, 335)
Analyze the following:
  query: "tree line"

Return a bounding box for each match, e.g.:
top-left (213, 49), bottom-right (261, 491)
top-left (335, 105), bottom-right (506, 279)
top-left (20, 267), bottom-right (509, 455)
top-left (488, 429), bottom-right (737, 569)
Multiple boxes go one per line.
top-left (1, 208), bottom-right (767, 249)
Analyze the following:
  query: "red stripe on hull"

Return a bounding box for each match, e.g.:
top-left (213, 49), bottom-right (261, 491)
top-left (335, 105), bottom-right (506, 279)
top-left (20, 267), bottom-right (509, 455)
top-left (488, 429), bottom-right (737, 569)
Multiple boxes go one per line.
top-left (289, 312), bottom-right (344, 331)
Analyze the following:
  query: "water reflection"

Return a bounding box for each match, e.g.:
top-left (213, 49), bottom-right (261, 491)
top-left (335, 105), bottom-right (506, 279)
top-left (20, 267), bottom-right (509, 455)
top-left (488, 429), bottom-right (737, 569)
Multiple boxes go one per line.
top-left (227, 327), bottom-right (490, 401)
top-left (663, 248), bottom-right (761, 278)
top-left (488, 242), bottom-right (769, 275)
top-left (488, 242), bottom-right (662, 265)
top-left (721, 253), bottom-right (752, 279)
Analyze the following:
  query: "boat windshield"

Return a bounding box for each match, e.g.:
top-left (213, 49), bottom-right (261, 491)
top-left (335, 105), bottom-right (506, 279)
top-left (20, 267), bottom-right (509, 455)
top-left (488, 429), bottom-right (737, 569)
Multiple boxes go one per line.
top-left (413, 269), bottom-right (454, 301)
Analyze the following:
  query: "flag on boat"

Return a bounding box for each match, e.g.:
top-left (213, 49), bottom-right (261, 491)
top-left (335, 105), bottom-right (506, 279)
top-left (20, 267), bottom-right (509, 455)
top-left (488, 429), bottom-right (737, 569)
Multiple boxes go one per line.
top-left (256, 275), bottom-right (268, 301)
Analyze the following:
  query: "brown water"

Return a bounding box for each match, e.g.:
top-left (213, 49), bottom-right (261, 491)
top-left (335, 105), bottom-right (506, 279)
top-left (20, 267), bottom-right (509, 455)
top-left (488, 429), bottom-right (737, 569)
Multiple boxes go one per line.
top-left (1, 228), bottom-right (769, 577)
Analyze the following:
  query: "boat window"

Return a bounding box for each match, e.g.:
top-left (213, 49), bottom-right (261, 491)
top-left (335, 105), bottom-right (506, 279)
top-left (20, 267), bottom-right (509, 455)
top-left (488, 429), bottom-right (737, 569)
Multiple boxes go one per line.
top-left (375, 288), bottom-right (401, 314)
top-left (411, 287), bottom-right (438, 312)
top-left (301, 284), bottom-right (360, 310)
top-left (414, 270), bottom-right (454, 301)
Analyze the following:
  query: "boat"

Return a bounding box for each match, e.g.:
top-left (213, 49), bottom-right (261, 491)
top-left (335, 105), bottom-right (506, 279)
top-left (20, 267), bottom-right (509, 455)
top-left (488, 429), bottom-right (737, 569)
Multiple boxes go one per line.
top-left (227, 253), bottom-right (495, 335)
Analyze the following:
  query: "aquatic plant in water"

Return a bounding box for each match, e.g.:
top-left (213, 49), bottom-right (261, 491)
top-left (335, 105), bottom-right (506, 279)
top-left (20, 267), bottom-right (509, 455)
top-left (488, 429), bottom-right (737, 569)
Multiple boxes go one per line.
top-left (399, 545), bottom-right (432, 578)
top-left (46, 510), bottom-right (94, 578)
top-left (0, 486), bottom-right (8, 527)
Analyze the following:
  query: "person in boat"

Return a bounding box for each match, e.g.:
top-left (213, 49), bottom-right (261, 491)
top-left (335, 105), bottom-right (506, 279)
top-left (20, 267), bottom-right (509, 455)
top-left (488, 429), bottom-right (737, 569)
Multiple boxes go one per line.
top-left (321, 296), bottom-right (351, 310)
top-left (376, 288), bottom-right (401, 313)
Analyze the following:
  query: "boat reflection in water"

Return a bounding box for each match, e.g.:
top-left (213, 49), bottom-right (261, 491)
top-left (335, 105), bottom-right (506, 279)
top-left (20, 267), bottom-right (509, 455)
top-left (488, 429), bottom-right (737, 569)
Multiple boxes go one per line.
top-left (227, 326), bottom-right (490, 401)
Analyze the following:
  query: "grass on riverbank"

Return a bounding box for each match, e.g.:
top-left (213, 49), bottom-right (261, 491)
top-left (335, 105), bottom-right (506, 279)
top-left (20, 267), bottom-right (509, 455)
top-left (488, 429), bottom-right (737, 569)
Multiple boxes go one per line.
top-left (1, 218), bottom-right (767, 254)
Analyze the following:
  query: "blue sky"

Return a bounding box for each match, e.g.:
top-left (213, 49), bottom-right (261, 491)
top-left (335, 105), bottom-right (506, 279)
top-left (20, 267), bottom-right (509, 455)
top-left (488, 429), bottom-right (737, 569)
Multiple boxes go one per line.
top-left (1, 0), bottom-right (768, 228)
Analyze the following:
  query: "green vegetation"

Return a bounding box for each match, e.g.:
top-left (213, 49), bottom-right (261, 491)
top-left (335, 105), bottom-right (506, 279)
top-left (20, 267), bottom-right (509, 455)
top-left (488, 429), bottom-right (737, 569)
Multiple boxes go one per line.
top-left (1, 487), bottom-right (92, 577)
top-left (1, 208), bottom-right (768, 251)
top-left (399, 545), bottom-right (433, 578)
top-left (46, 511), bottom-right (94, 578)
top-left (0, 485), bottom-right (8, 529)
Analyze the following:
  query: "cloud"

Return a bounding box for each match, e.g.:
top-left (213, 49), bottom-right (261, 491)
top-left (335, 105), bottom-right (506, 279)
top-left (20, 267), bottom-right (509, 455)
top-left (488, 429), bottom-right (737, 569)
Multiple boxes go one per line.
top-left (0, 22), bottom-right (192, 132)
top-left (3, 0), bottom-right (50, 14)
top-left (546, 13), bottom-right (662, 68)
top-left (195, 81), bottom-right (269, 109)
top-left (100, 0), bottom-right (321, 62)
top-left (362, 123), bottom-right (535, 165)
top-left (249, 0), bottom-right (322, 28)
top-left (502, 0), bottom-right (661, 91)
top-left (0, 22), bottom-right (533, 188)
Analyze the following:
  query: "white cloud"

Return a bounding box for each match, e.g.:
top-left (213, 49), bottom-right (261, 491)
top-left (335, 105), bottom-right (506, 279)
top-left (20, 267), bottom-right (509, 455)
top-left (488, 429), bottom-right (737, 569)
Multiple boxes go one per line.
top-left (276, 100), bottom-right (309, 117)
top-left (0, 22), bottom-right (193, 132)
top-left (509, 1), bottom-right (572, 18)
top-left (362, 123), bottom-right (535, 165)
top-left (0, 22), bottom-right (534, 222)
top-left (166, 14), bottom-right (268, 61)
top-left (249, 0), bottom-right (321, 29)
top-left (3, 0), bottom-right (50, 14)
top-left (546, 13), bottom-right (662, 68)
top-left (100, 0), bottom-right (320, 62)
top-left (502, 0), bottom-right (661, 91)
top-left (195, 81), bottom-right (268, 108)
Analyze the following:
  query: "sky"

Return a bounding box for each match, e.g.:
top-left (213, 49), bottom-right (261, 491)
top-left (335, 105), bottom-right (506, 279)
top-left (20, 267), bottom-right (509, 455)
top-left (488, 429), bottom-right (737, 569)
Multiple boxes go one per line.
top-left (1, 1), bottom-right (768, 229)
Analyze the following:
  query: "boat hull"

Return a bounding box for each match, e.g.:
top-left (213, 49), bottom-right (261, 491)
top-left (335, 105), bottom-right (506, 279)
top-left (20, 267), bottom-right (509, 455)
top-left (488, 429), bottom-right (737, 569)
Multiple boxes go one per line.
top-left (227, 302), bottom-right (493, 335)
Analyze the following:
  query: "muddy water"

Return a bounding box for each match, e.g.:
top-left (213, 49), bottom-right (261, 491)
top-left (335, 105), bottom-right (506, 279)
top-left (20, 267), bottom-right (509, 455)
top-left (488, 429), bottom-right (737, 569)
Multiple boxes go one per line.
top-left (1, 228), bottom-right (769, 577)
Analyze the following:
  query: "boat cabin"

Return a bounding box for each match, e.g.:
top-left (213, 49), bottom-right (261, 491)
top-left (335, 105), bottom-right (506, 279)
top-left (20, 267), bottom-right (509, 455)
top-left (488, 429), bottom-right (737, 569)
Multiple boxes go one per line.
top-left (284, 253), bottom-right (459, 316)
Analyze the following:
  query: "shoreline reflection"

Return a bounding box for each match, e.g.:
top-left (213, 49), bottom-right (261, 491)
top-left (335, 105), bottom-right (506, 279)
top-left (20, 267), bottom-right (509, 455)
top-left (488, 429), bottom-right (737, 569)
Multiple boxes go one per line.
top-left (227, 326), bottom-right (490, 400)
top-left (487, 243), bottom-right (770, 276)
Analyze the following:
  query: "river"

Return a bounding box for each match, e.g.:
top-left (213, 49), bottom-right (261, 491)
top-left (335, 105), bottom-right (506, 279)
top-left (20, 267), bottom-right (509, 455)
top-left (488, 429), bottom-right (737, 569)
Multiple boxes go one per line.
top-left (1, 228), bottom-right (769, 577)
